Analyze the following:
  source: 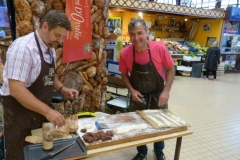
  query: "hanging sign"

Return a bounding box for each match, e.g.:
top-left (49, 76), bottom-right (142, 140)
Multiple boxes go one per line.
top-left (63, 0), bottom-right (92, 63)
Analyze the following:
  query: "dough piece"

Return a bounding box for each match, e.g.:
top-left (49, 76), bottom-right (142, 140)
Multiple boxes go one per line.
top-left (92, 133), bottom-right (101, 141)
top-left (25, 135), bottom-right (43, 143)
top-left (82, 132), bottom-right (95, 143)
top-left (106, 130), bottom-right (114, 137)
top-left (101, 135), bottom-right (112, 141)
top-left (159, 113), bottom-right (181, 126)
top-left (154, 114), bottom-right (172, 127)
top-left (115, 123), bottom-right (147, 135)
top-left (83, 123), bottom-right (93, 130)
top-left (146, 115), bottom-right (166, 128)
top-left (166, 113), bottom-right (187, 125)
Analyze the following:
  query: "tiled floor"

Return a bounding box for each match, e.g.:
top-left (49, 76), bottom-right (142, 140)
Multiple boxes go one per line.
top-left (84, 73), bottom-right (240, 160)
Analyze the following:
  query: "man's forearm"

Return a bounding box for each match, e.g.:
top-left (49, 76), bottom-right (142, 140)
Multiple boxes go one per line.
top-left (54, 75), bottom-right (63, 91)
top-left (163, 66), bottom-right (175, 92)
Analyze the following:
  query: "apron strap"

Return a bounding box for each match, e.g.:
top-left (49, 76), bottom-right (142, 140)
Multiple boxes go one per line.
top-left (133, 43), bottom-right (152, 62)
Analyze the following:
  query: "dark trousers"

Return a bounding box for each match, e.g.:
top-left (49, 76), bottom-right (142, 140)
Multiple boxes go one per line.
top-left (206, 69), bottom-right (216, 79)
top-left (137, 142), bottom-right (164, 155)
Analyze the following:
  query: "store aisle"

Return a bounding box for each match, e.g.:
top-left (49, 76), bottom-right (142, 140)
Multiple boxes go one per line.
top-left (85, 74), bottom-right (240, 160)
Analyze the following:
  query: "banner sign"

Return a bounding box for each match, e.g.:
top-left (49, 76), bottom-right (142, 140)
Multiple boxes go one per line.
top-left (223, 21), bottom-right (240, 35)
top-left (63, 0), bottom-right (92, 63)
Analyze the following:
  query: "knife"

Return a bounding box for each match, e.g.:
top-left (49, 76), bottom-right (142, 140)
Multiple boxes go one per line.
top-left (39, 141), bottom-right (75, 160)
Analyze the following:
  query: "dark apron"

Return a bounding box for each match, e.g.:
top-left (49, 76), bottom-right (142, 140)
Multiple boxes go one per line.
top-left (129, 44), bottom-right (166, 111)
top-left (1, 31), bottom-right (55, 160)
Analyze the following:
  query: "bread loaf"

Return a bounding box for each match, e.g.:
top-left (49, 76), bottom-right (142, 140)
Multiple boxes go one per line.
top-left (27, 0), bottom-right (34, 3)
top-left (31, 0), bottom-right (45, 17)
top-left (17, 20), bottom-right (34, 36)
top-left (86, 51), bottom-right (96, 63)
top-left (98, 20), bottom-right (104, 36)
top-left (86, 66), bottom-right (97, 78)
top-left (14, 0), bottom-right (32, 21)
top-left (93, 22), bottom-right (98, 34)
top-left (32, 15), bottom-right (40, 30)
top-left (55, 47), bottom-right (63, 62)
top-left (102, 26), bottom-right (109, 38)
top-left (91, 85), bottom-right (101, 110)
top-left (0, 63), bottom-right (4, 84)
top-left (25, 136), bottom-right (43, 143)
top-left (44, 0), bottom-right (54, 13)
top-left (94, 15), bottom-right (102, 23)
top-left (94, 0), bottom-right (104, 9)
top-left (91, 10), bottom-right (102, 23)
top-left (102, 0), bottom-right (110, 19)
top-left (15, 12), bottom-right (21, 23)
top-left (92, 33), bottom-right (101, 39)
top-left (61, 0), bottom-right (66, 7)
top-left (91, 8), bottom-right (94, 14)
top-left (88, 78), bottom-right (98, 87)
top-left (53, 0), bottom-right (64, 12)
top-left (106, 33), bottom-right (118, 40)
top-left (92, 5), bottom-right (98, 11)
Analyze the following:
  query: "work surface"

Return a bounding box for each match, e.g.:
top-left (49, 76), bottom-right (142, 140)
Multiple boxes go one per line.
top-left (31, 110), bottom-right (192, 160)
top-left (77, 111), bottom-right (189, 150)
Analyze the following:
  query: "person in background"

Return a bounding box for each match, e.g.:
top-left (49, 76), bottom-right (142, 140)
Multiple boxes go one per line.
top-left (204, 41), bottom-right (220, 81)
top-left (0, 10), bottom-right (79, 159)
top-left (225, 36), bottom-right (233, 51)
top-left (114, 27), bottom-right (123, 61)
top-left (119, 18), bottom-right (175, 160)
top-left (234, 37), bottom-right (240, 70)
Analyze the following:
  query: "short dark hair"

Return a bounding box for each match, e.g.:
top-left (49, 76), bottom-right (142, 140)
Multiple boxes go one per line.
top-left (40, 10), bottom-right (71, 31)
top-left (128, 18), bottom-right (147, 32)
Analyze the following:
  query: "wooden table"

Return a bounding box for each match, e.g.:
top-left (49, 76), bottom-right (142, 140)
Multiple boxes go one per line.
top-left (66, 130), bottom-right (193, 160)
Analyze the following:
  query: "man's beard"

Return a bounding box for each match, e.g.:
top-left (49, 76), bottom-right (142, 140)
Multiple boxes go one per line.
top-left (48, 42), bottom-right (59, 48)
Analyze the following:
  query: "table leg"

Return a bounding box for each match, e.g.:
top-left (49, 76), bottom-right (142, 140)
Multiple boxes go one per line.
top-left (174, 137), bottom-right (182, 160)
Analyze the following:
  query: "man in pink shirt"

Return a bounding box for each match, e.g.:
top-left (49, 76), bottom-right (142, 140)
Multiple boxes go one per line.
top-left (0, 10), bottom-right (79, 159)
top-left (119, 18), bottom-right (175, 160)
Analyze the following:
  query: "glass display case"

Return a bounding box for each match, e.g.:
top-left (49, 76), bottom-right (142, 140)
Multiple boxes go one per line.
top-left (221, 35), bottom-right (240, 71)
top-left (0, 0), bottom-right (11, 38)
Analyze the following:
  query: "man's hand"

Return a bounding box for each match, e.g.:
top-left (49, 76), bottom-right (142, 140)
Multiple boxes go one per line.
top-left (60, 87), bottom-right (79, 99)
top-left (45, 109), bottom-right (66, 127)
top-left (130, 89), bottom-right (145, 103)
top-left (158, 90), bottom-right (170, 106)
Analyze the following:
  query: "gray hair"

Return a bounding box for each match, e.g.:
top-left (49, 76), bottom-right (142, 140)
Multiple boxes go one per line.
top-left (128, 18), bottom-right (148, 32)
top-left (212, 41), bottom-right (218, 47)
top-left (114, 28), bottom-right (122, 36)
top-left (40, 10), bottom-right (71, 31)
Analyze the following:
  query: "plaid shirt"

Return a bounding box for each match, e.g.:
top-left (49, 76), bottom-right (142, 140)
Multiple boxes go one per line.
top-left (0, 31), bottom-right (56, 95)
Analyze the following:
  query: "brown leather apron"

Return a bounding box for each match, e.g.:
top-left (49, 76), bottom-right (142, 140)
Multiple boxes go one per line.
top-left (1, 31), bottom-right (55, 160)
top-left (129, 44), bottom-right (166, 111)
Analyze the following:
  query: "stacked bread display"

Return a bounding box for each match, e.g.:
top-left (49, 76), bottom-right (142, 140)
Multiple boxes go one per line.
top-left (14, 0), bottom-right (112, 114)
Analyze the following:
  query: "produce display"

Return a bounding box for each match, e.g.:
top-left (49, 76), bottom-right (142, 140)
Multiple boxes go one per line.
top-left (14, 0), bottom-right (112, 113)
top-left (163, 40), bottom-right (209, 57)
